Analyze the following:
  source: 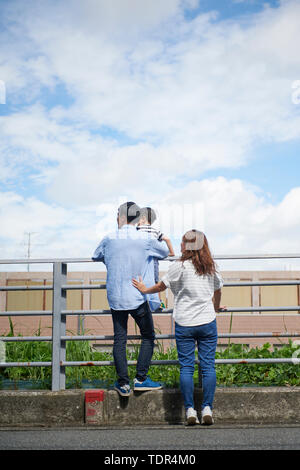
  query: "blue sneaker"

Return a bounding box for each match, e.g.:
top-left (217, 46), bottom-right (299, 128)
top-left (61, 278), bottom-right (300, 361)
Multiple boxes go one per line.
top-left (114, 381), bottom-right (131, 397)
top-left (133, 376), bottom-right (162, 391)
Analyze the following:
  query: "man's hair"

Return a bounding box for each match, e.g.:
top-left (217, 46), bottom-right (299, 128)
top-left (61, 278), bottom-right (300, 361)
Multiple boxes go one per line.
top-left (139, 207), bottom-right (157, 225)
top-left (118, 201), bottom-right (141, 224)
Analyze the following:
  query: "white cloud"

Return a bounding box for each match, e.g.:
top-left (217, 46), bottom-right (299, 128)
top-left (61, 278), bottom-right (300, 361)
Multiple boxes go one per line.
top-left (1, 0), bottom-right (300, 205)
top-left (0, 192), bottom-right (68, 241)
top-left (35, 0), bottom-right (300, 149)
top-left (0, 191), bottom-right (108, 271)
top-left (1, 177), bottom-right (300, 271)
top-left (158, 176), bottom-right (300, 258)
top-left (1, 0), bottom-right (300, 271)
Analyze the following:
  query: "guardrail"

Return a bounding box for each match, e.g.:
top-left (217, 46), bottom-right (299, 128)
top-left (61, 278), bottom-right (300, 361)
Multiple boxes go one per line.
top-left (1, 254), bottom-right (300, 391)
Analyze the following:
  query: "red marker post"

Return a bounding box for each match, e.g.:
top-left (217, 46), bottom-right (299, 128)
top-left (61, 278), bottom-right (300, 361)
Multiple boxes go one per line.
top-left (85, 390), bottom-right (105, 424)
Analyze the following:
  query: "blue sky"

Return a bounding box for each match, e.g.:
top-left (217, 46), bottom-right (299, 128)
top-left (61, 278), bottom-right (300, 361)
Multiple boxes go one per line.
top-left (201, 139), bottom-right (300, 204)
top-left (0, 0), bottom-right (300, 270)
top-left (185, 0), bottom-right (280, 20)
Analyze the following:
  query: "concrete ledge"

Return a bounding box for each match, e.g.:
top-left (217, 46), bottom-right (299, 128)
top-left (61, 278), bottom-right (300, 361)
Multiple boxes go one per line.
top-left (0, 390), bottom-right (85, 427)
top-left (213, 387), bottom-right (300, 425)
top-left (0, 387), bottom-right (300, 427)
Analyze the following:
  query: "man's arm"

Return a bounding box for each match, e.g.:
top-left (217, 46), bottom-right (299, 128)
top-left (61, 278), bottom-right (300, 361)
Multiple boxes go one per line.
top-left (92, 237), bottom-right (106, 262)
top-left (149, 238), bottom-right (169, 259)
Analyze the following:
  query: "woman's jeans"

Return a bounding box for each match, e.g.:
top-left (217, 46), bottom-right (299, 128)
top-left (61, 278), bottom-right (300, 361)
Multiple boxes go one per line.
top-left (111, 301), bottom-right (155, 386)
top-left (175, 319), bottom-right (218, 410)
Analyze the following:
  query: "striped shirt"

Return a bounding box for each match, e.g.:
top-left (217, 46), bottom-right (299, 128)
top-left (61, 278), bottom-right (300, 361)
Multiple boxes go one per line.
top-left (137, 225), bottom-right (163, 241)
top-left (161, 260), bottom-right (223, 327)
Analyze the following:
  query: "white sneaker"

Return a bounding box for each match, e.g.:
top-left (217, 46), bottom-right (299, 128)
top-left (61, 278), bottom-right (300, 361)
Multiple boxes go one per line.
top-left (201, 406), bottom-right (214, 425)
top-left (186, 408), bottom-right (199, 426)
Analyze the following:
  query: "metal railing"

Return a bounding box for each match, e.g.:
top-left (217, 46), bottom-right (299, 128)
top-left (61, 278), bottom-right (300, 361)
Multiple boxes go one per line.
top-left (0, 254), bottom-right (300, 391)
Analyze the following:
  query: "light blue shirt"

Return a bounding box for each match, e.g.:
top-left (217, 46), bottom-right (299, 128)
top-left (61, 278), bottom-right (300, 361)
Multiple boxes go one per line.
top-left (92, 224), bottom-right (169, 311)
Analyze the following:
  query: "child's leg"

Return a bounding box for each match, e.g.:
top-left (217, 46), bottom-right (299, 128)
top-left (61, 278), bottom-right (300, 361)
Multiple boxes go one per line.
top-left (154, 258), bottom-right (162, 301)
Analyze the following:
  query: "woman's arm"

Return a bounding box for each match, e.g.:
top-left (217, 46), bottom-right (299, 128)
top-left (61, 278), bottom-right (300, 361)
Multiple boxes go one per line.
top-left (213, 289), bottom-right (227, 312)
top-left (132, 277), bottom-right (167, 294)
top-left (213, 289), bottom-right (221, 312)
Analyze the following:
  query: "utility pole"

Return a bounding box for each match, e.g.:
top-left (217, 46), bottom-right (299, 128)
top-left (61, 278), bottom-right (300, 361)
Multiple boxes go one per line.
top-left (24, 232), bottom-right (38, 272)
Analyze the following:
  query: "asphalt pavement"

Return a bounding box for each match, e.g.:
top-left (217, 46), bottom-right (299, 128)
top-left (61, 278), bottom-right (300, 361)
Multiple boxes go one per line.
top-left (0, 425), bottom-right (300, 451)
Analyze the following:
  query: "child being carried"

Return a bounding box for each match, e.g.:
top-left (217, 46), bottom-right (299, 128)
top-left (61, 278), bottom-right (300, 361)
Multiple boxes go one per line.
top-left (137, 207), bottom-right (175, 311)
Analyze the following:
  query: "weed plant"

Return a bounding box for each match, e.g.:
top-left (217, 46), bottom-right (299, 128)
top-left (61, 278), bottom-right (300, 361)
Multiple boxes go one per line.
top-left (0, 324), bottom-right (299, 389)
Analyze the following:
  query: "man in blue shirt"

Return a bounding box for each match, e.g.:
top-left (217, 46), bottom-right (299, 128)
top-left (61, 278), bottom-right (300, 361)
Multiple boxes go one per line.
top-left (92, 201), bottom-right (170, 396)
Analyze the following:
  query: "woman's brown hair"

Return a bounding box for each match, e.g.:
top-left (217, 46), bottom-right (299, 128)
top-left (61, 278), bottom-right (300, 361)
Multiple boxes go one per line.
top-left (180, 229), bottom-right (216, 276)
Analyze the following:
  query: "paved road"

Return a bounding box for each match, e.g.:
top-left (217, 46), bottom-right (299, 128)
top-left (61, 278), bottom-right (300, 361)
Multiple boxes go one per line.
top-left (0, 425), bottom-right (300, 451)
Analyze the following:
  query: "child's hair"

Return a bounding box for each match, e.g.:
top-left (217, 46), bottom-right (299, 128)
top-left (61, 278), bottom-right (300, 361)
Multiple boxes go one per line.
top-left (139, 207), bottom-right (157, 225)
top-left (180, 229), bottom-right (216, 276)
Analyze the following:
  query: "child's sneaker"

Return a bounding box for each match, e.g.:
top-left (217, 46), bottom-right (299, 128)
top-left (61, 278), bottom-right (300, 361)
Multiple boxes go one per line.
top-left (155, 301), bottom-right (165, 312)
top-left (186, 407), bottom-right (199, 426)
top-left (201, 406), bottom-right (214, 425)
top-left (133, 376), bottom-right (162, 391)
top-left (114, 381), bottom-right (131, 397)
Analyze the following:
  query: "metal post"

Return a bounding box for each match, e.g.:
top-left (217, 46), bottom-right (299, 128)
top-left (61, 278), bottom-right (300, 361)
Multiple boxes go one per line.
top-left (51, 262), bottom-right (67, 391)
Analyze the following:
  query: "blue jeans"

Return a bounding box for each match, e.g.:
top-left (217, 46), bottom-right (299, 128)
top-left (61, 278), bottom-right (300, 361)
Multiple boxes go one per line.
top-left (111, 301), bottom-right (155, 386)
top-left (175, 319), bottom-right (218, 410)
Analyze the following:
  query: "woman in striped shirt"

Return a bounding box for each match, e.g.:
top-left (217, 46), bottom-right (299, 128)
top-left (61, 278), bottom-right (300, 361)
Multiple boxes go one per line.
top-left (132, 230), bottom-right (224, 426)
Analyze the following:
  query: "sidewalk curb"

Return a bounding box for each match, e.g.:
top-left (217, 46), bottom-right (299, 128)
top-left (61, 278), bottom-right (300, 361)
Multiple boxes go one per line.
top-left (0, 387), bottom-right (300, 427)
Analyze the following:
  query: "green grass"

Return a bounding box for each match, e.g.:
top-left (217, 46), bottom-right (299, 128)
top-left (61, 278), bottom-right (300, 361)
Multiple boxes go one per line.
top-left (1, 327), bottom-right (299, 389)
top-left (215, 342), bottom-right (300, 387)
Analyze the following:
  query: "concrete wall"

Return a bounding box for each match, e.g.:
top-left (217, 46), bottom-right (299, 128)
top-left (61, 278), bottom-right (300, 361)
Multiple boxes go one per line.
top-left (1, 387), bottom-right (300, 427)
